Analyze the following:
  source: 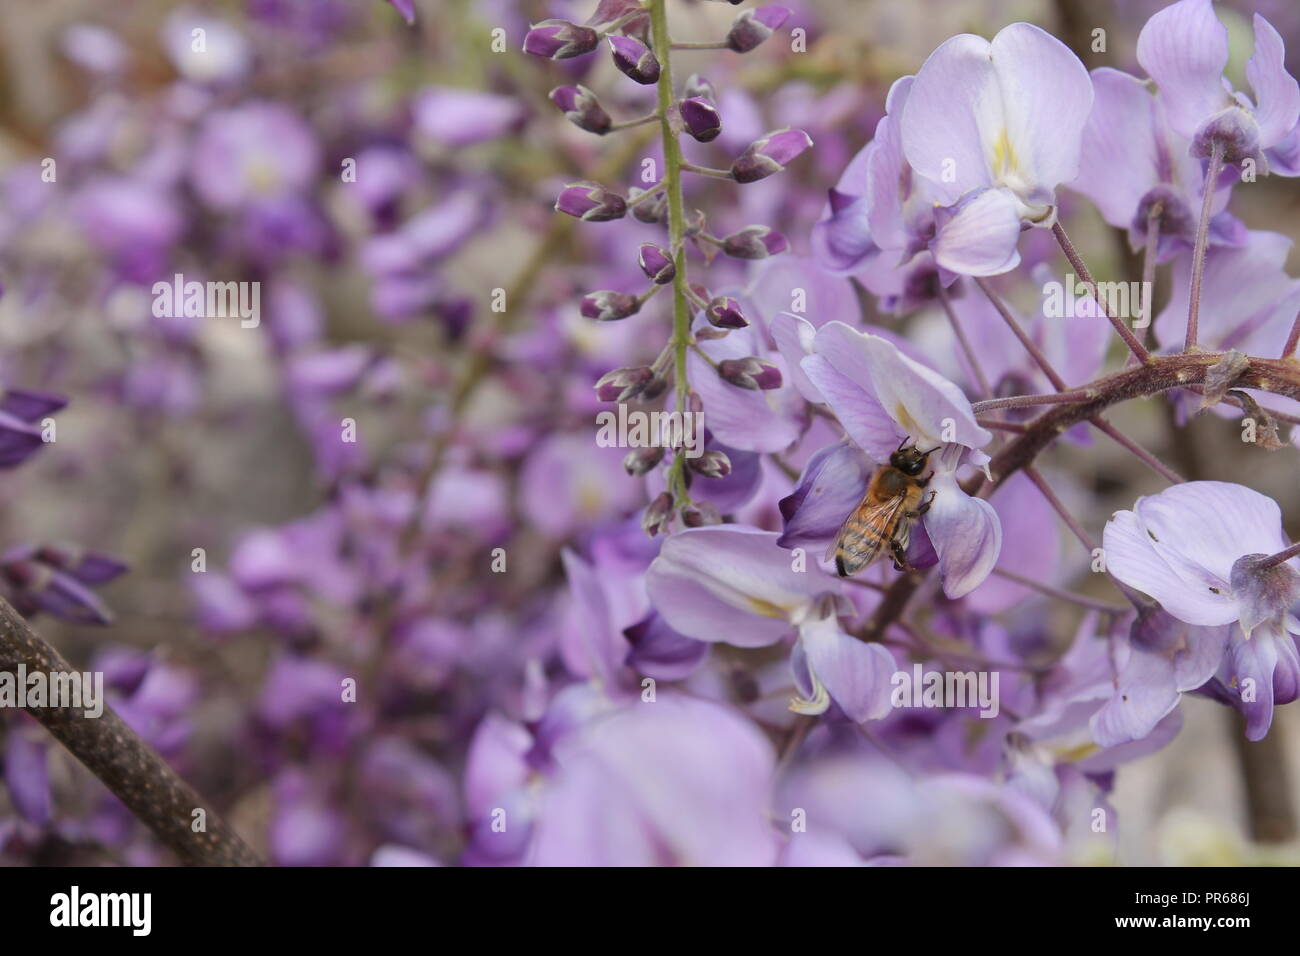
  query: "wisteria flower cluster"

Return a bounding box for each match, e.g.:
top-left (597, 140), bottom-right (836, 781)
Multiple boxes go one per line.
top-left (1, 0), bottom-right (1299, 870)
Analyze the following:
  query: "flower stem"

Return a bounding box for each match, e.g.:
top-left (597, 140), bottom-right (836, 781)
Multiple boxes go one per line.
top-left (680, 161), bottom-right (734, 180)
top-left (1052, 222), bottom-right (1152, 363)
top-left (610, 112), bottom-right (662, 132)
top-left (991, 567), bottom-right (1128, 614)
top-left (1186, 140), bottom-right (1224, 351)
top-left (1281, 307), bottom-right (1300, 360)
top-left (1258, 540), bottom-right (1300, 570)
top-left (937, 282), bottom-right (992, 398)
top-left (1088, 416), bottom-right (1184, 483)
top-left (974, 277), bottom-right (1069, 391)
top-left (671, 40), bottom-right (731, 51)
top-left (649, 0), bottom-right (694, 505)
top-left (971, 390), bottom-right (1095, 413)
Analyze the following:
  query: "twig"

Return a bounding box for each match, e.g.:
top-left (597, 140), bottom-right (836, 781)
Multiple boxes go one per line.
top-left (0, 597), bottom-right (261, 865)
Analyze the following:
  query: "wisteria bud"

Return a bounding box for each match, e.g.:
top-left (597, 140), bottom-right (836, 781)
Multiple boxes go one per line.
top-left (608, 35), bottom-right (661, 85)
top-left (730, 128), bottom-right (813, 183)
top-left (684, 74), bottom-right (717, 101)
top-left (581, 290), bottom-right (641, 321)
top-left (594, 365), bottom-right (655, 401)
top-left (682, 502), bottom-right (723, 527)
top-left (726, 6), bottom-right (792, 53)
top-left (642, 491), bottom-right (674, 536)
top-left (549, 85), bottom-right (612, 135)
top-left (688, 449), bottom-right (732, 479)
top-left (639, 375), bottom-right (669, 402)
top-left (679, 96), bottom-right (722, 143)
top-left (637, 243), bottom-right (676, 284)
top-left (523, 19), bottom-right (600, 59)
top-left (623, 445), bottom-right (666, 476)
top-left (721, 225), bottom-right (789, 259)
top-left (555, 181), bottom-right (627, 221)
top-left (706, 295), bottom-right (748, 328)
top-left (629, 187), bottom-right (667, 224)
top-left (718, 357), bottom-right (782, 390)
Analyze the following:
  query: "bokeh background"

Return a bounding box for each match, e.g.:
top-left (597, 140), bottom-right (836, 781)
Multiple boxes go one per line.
top-left (0, 0), bottom-right (1297, 865)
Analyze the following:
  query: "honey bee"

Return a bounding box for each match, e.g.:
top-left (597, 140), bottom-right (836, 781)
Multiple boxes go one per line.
top-left (830, 440), bottom-right (938, 577)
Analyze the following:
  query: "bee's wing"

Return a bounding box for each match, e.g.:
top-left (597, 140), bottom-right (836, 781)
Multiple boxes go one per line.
top-left (831, 494), bottom-right (908, 576)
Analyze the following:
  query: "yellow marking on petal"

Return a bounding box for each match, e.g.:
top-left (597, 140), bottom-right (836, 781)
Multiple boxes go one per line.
top-left (1055, 741), bottom-right (1102, 763)
top-left (747, 596), bottom-right (790, 619)
top-left (990, 127), bottom-right (1018, 180)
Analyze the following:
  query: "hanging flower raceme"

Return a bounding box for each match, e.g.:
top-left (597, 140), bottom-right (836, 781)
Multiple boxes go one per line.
top-left (899, 22), bottom-right (1094, 275)
top-left (645, 526), bottom-right (896, 722)
top-left (790, 322), bottom-right (1001, 597)
top-left (1103, 482), bottom-right (1300, 740)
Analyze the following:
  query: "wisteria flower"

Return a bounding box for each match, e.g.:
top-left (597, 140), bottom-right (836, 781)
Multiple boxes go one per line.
top-left (1136, 0), bottom-right (1300, 174)
top-left (1103, 482), bottom-right (1300, 739)
top-left (645, 526), bottom-right (895, 721)
top-left (797, 323), bottom-right (1001, 597)
top-left (900, 22), bottom-right (1093, 274)
top-left (1070, 67), bottom-right (1243, 258)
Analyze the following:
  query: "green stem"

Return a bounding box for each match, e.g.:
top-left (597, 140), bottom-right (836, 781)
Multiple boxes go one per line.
top-left (650, 0), bottom-right (693, 504)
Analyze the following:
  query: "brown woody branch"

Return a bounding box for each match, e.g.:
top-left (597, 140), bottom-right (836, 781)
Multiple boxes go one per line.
top-left (0, 597), bottom-right (261, 866)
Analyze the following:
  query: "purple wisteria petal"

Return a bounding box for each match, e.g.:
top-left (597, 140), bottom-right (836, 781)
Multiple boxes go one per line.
top-left (624, 611), bottom-right (708, 681)
top-left (966, 471), bottom-right (1059, 615)
top-left (795, 612), bottom-right (896, 722)
top-left (1136, 0), bottom-right (1230, 142)
top-left (777, 440), bottom-right (871, 553)
top-left (687, 323), bottom-right (801, 453)
top-left (560, 548), bottom-right (630, 684)
top-left (769, 311), bottom-right (823, 402)
top-left (902, 23), bottom-right (1092, 215)
top-left (1104, 482), bottom-right (1289, 628)
top-left (1224, 623), bottom-right (1292, 740)
top-left (1154, 230), bottom-right (1300, 355)
top-left (923, 465), bottom-right (1001, 599)
top-left (3, 732), bottom-right (50, 825)
top-left (530, 695), bottom-right (779, 866)
top-left (1245, 14), bottom-right (1300, 151)
top-left (799, 354), bottom-right (900, 461)
top-left (1091, 642), bottom-right (1180, 748)
top-left (929, 187), bottom-right (1023, 276)
top-left (812, 322), bottom-right (992, 452)
top-left (645, 526), bottom-right (838, 648)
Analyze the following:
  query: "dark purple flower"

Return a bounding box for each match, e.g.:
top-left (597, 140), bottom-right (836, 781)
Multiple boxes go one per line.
top-left (549, 85), bottom-right (612, 135)
top-left (717, 357), bottom-right (782, 390)
top-left (637, 243), bottom-right (676, 284)
top-left (726, 6), bottom-right (792, 53)
top-left (705, 295), bottom-right (748, 328)
top-left (523, 19), bottom-right (599, 59)
top-left (607, 35), bottom-right (660, 85)
top-left (2, 559), bottom-right (114, 625)
top-left (721, 225), bottom-right (789, 259)
top-left (679, 96), bottom-right (722, 143)
top-left (594, 365), bottom-right (655, 401)
top-left (730, 128), bottom-right (812, 183)
top-left (581, 290), bottom-right (641, 322)
top-left (555, 182), bottom-right (627, 221)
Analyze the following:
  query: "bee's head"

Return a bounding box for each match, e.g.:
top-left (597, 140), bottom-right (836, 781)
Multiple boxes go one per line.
top-left (889, 443), bottom-right (934, 476)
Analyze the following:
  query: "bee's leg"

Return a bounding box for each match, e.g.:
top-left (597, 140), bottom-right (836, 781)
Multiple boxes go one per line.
top-left (904, 493), bottom-right (937, 521)
top-left (890, 539), bottom-right (913, 572)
